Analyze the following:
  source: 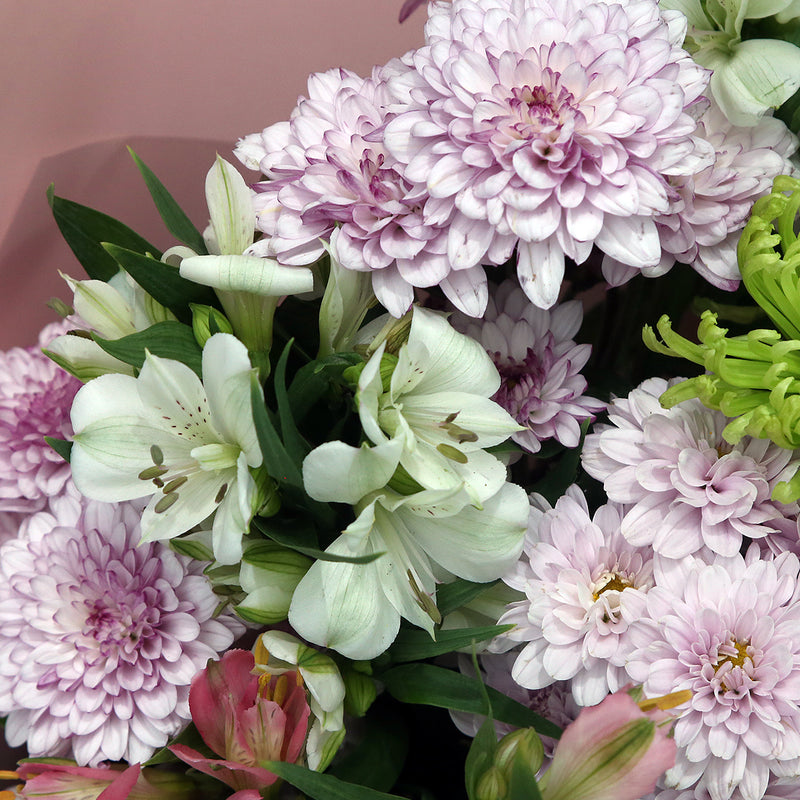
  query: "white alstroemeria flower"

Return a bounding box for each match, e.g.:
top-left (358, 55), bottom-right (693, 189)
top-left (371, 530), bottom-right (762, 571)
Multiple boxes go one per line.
top-left (357, 307), bottom-right (522, 506)
top-left (254, 630), bottom-right (347, 771)
top-left (70, 333), bottom-right (263, 564)
top-left (46, 270), bottom-right (177, 380)
top-left (292, 439), bottom-right (529, 660)
top-left (169, 156), bottom-right (314, 353)
top-left (662, 0), bottom-right (800, 125)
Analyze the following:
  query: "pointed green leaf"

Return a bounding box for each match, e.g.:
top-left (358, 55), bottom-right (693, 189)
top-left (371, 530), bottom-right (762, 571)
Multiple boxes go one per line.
top-left (92, 321), bottom-right (203, 376)
top-left (508, 756), bottom-right (544, 800)
top-left (128, 148), bottom-right (208, 255)
top-left (465, 718), bottom-right (498, 800)
top-left (288, 352), bottom-right (362, 423)
top-left (264, 761), bottom-right (407, 800)
top-left (329, 710), bottom-right (409, 793)
top-left (274, 339), bottom-right (311, 464)
top-left (45, 436), bottom-right (72, 463)
top-left (436, 579), bottom-right (499, 618)
top-left (47, 186), bottom-right (159, 281)
top-left (251, 517), bottom-right (384, 565)
top-left (249, 373), bottom-right (304, 490)
top-left (102, 243), bottom-right (217, 322)
top-left (380, 664), bottom-right (562, 739)
top-left (388, 624), bottom-right (513, 664)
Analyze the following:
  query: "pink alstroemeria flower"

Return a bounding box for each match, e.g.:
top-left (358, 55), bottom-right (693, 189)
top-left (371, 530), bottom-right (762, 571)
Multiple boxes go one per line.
top-left (538, 689), bottom-right (680, 800)
top-left (170, 649), bottom-right (310, 800)
top-left (12, 760), bottom-right (192, 800)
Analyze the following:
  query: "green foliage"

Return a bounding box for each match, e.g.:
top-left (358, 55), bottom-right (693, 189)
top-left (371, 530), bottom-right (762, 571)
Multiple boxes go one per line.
top-left (380, 664), bottom-right (561, 739)
top-left (47, 186), bottom-right (159, 282)
top-left (92, 321), bottom-right (203, 377)
top-left (128, 148), bottom-right (208, 254)
top-left (387, 624), bottom-right (514, 664)
top-left (102, 244), bottom-right (216, 323)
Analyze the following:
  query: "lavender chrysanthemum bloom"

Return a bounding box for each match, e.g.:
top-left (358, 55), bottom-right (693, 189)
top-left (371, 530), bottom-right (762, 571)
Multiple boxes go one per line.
top-left (0, 322), bottom-right (80, 519)
top-left (383, 0), bottom-right (713, 310)
top-left (496, 486), bottom-right (655, 706)
top-left (236, 66), bottom-right (459, 317)
top-left (626, 549), bottom-right (800, 800)
top-left (654, 103), bottom-right (798, 291)
top-left (0, 496), bottom-right (243, 766)
top-left (452, 280), bottom-right (604, 453)
top-left (582, 377), bottom-right (800, 559)
top-left (647, 777), bottom-right (800, 799)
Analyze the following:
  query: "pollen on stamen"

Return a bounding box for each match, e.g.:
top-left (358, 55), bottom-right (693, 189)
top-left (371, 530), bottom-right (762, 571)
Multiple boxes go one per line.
top-left (154, 493), bottom-right (180, 514)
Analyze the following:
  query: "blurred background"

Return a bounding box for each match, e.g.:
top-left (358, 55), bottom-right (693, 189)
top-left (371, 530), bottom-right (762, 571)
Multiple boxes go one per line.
top-left (0, 0), bottom-right (425, 349)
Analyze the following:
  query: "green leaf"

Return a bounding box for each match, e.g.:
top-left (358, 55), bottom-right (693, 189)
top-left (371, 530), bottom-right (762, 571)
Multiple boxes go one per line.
top-left (388, 624), bottom-right (513, 664)
top-left (534, 419), bottom-right (591, 505)
top-left (274, 339), bottom-right (311, 465)
top-left (92, 321), bottom-right (203, 377)
top-left (329, 710), bottom-right (409, 793)
top-left (251, 516), bottom-right (384, 565)
top-left (102, 243), bottom-right (217, 322)
top-left (287, 352), bottom-right (361, 423)
top-left (436, 579), bottom-right (498, 618)
top-left (249, 372), bottom-right (304, 490)
top-left (380, 664), bottom-right (561, 740)
top-left (263, 761), bottom-right (408, 800)
top-left (508, 756), bottom-right (544, 800)
top-left (45, 436), bottom-right (72, 463)
top-left (464, 718), bottom-right (498, 800)
top-left (47, 186), bottom-right (160, 282)
top-left (128, 148), bottom-right (208, 254)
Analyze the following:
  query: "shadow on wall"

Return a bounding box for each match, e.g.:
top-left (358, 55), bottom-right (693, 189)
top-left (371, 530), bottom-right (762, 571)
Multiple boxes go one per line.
top-left (0, 136), bottom-right (249, 350)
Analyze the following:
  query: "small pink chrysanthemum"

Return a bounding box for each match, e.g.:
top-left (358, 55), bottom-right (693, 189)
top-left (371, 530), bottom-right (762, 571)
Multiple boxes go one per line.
top-left (654, 103), bottom-right (798, 291)
top-left (496, 486), bottom-right (655, 706)
top-left (581, 378), bottom-right (800, 559)
top-left (0, 323), bottom-right (80, 518)
top-left (626, 549), bottom-right (800, 800)
top-left (0, 496), bottom-right (243, 766)
top-left (383, 0), bottom-right (713, 310)
top-left (236, 66), bottom-right (463, 317)
top-left (452, 280), bottom-right (604, 453)
top-left (647, 777), bottom-right (800, 799)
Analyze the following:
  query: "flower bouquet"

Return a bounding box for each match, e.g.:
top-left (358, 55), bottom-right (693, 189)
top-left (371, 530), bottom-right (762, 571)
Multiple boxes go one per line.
top-left (2, 0), bottom-right (800, 798)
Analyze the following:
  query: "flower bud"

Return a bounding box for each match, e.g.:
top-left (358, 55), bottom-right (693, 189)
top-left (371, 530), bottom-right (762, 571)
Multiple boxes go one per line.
top-left (190, 303), bottom-right (233, 347)
top-left (342, 665), bottom-right (377, 717)
top-left (475, 766), bottom-right (507, 800)
top-left (494, 727), bottom-right (544, 780)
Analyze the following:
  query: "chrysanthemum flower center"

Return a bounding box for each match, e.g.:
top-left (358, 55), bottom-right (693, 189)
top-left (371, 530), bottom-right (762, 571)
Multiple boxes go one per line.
top-left (493, 348), bottom-right (547, 421)
top-left (592, 572), bottom-right (633, 601)
top-left (707, 638), bottom-right (754, 694)
top-left (83, 592), bottom-right (155, 656)
top-left (507, 81), bottom-right (574, 140)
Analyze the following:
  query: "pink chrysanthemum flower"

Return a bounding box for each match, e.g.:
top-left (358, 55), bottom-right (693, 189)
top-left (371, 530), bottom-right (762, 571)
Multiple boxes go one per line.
top-left (647, 777), bottom-right (800, 799)
top-left (496, 486), bottom-right (655, 706)
top-left (581, 377), bottom-right (800, 559)
top-left (654, 104), bottom-right (798, 292)
top-left (0, 496), bottom-right (243, 766)
top-left (383, 0), bottom-right (712, 310)
top-left (236, 66), bottom-right (461, 317)
top-left (626, 549), bottom-right (800, 800)
top-left (0, 322), bottom-right (80, 518)
top-left (452, 280), bottom-right (604, 453)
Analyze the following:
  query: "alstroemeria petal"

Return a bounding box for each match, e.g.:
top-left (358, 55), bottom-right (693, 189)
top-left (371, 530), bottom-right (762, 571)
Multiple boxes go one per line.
top-left (140, 470), bottom-right (227, 542)
top-left (393, 307), bottom-right (500, 398)
top-left (303, 438), bottom-right (403, 504)
top-left (403, 481), bottom-right (528, 582)
top-left (180, 255), bottom-right (314, 297)
top-left (288, 530), bottom-right (400, 661)
top-left (61, 273), bottom-right (137, 339)
top-left (201, 334), bottom-right (262, 467)
top-left (206, 156), bottom-right (256, 256)
top-left (710, 39), bottom-right (800, 126)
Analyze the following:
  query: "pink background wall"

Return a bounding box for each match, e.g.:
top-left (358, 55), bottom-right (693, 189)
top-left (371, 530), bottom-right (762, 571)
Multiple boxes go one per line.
top-left (0, 1), bottom-right (426, 349)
